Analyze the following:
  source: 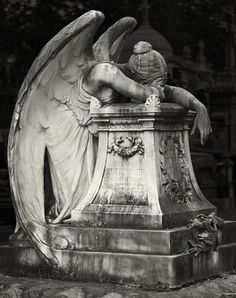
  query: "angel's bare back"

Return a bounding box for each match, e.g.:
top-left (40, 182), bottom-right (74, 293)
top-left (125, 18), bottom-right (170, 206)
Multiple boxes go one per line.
top-left (82, 62), bottom-right (164, 102)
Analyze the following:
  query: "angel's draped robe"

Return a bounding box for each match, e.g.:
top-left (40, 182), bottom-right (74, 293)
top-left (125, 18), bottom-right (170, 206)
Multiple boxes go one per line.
top-left (45, 77), bottom-right (111, 223)
top-left (14, 76), bottom-right (114, 247)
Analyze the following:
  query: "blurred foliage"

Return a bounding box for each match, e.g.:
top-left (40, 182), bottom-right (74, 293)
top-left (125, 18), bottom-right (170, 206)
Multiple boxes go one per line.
top-left (0, 0), bottom-right (236, 87)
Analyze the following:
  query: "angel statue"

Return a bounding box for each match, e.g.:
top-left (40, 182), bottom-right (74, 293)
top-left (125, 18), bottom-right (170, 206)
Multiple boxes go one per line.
top-left (8, 10), bottom-right (212, 268)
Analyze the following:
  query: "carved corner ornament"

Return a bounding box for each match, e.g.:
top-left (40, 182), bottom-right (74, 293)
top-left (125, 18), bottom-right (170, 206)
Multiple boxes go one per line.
top-left (107, 136), bottom-right (144, 158)
top-left (186, 213), bottom-right (224, 256)
top-left (90, 97), bottom-right (102, 110)
top-left (145, 94), bottom-right (161, 109)
top-left (159, 135), bottom-right (192, 203)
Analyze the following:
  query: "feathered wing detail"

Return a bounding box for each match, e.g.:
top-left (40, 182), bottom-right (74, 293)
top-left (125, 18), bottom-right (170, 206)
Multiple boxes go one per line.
top-left (10, 10), bottom-right (104, 135)
top-left (93, 17), bottom-right (137, 62)
top-left (7, 10), bottom-right (104, 267)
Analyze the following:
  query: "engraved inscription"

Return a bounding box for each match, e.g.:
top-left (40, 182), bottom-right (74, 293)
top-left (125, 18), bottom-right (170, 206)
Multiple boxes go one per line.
top-left (93, 167), bottom-right (148, 205)
top-left (108, 119), bottom-right (142, 129)
top-left (107, 119), bottom-right (154, 130)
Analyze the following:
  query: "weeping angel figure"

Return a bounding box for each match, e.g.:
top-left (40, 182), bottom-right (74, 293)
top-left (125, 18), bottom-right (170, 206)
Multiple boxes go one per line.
top-left (8, 10), bottom-right (212, 268)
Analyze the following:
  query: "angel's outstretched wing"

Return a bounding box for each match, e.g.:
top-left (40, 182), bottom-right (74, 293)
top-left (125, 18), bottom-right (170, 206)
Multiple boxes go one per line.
top-left (93, 17), bottom-right (137, 62)
top-left (8, 10), bottom-right (104, 267)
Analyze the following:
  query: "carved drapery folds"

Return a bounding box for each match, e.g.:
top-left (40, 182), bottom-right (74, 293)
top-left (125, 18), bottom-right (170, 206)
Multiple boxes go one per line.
top-left (160, 134), bottom-right (192, 203)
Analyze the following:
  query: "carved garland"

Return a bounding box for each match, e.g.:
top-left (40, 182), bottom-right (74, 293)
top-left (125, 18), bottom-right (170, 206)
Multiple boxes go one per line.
top-left (159, 135), bottom-right (192, 203)
top-left (107, 136), bottom-right (144, 158)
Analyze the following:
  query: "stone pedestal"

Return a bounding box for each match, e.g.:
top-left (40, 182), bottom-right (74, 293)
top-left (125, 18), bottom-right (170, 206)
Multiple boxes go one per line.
top-left (71, 102), bottom-right (215, 228)
top-left (1, 102), bottom-right (236, 289)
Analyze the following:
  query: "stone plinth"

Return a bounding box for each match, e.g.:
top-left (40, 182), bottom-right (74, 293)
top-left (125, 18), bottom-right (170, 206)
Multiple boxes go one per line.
top-left (71, 102), bottom-right (215, 228)
top-left (0, 221), bottom-right (236, 288)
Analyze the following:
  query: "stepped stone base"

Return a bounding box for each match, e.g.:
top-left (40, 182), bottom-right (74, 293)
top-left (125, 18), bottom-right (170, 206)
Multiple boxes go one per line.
top-left (71, 206), bottom-right (216, 229)
top-left (0, 221), bottom-right (236, 289)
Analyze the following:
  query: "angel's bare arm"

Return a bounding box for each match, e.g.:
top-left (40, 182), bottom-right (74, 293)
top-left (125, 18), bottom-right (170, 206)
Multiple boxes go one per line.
top-left (83, 63), bottom-right (164, 102)
top-left (164, 85), bottom-right (202, 110)
top-left (164, 85), bottom-right (212, 145)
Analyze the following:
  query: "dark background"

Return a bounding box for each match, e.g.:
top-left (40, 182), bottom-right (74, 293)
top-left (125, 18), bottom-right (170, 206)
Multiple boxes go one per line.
top-left (1, 0), bottom-right (235, 89)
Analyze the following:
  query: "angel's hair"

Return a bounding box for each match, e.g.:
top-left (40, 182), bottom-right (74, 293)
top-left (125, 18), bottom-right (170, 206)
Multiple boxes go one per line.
top-left (128, 41), bottom-right (167, 87)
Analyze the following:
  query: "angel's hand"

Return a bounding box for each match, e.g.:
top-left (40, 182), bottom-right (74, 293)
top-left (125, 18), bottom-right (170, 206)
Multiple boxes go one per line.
top-left (145, 94), bottom-right (161, 108)
top-left (190, 104), bottom-right (212, 145)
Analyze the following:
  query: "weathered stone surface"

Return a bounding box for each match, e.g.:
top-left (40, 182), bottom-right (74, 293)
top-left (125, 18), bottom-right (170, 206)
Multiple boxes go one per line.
top-left (71, 103), bottom-right (216, 230)
top-left (45, 220), bottom-right (236, 255)
top-left (0, 238), bottom-right (236, 288)
top-left (48, 224), bottom-right (192, 255)
top-left (0, 221), bottom-right (235, 289)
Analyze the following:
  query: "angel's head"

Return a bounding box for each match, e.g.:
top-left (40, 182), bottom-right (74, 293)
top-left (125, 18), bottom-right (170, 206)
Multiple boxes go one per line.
top-left (128, 41), bottom-right (167, 88)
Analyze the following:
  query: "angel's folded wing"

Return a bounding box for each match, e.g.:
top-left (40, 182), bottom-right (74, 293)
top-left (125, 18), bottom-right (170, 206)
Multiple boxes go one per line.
top-left (93, 17), bottom-right (137, 62)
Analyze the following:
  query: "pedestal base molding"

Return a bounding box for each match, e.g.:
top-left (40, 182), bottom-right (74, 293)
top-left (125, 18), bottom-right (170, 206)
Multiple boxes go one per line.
top-left (0, 221), bottom-right (236, 288)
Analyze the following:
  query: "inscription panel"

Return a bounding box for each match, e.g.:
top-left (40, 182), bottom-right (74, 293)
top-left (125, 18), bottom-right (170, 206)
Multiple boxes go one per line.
top-left (93, 133), bottom-right (148, 205)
